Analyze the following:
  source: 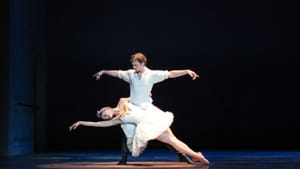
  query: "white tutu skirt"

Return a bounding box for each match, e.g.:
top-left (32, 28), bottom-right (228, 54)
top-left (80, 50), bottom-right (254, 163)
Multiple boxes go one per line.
top-left (120, 103), bottom-right (174, 157)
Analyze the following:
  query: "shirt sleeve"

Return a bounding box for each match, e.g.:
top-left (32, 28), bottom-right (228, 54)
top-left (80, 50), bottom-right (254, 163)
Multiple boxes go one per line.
top-left (151, 70), bottom-right (169, 84)
top-left (117, 70), bottom-right (132, 83)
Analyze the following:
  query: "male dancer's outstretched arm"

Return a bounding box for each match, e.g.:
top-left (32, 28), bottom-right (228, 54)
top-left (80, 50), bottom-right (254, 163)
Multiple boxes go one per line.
top-left (93, 69), bottom-right (199, 80)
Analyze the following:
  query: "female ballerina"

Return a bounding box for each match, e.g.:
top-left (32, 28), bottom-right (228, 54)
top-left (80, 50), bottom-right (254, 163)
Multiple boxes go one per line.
top-left (69, 98), bottom-right (209, 165)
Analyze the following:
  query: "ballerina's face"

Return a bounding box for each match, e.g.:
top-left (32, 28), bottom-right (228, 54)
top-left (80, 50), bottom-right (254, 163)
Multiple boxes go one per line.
top-left (101, 108), bottom-right (114, 120)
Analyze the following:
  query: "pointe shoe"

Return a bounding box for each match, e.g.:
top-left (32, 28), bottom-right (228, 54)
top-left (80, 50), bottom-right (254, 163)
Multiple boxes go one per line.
top-left (192, 152), bottom-right (210, 165)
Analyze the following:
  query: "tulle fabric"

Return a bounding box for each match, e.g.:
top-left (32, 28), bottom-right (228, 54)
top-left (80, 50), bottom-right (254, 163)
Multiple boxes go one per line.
top-left (120, 103), bottom-right (174, 156)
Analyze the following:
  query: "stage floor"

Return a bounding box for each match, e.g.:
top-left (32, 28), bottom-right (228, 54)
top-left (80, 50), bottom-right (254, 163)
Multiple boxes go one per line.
top-left (1, 150), bottom-right (300, 169)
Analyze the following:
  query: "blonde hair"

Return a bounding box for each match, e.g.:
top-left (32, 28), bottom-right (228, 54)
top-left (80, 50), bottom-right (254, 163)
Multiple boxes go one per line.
top-left (130, 52), bottom-right (147, 65)
top-left (96, 106), bottom-right (112, 118)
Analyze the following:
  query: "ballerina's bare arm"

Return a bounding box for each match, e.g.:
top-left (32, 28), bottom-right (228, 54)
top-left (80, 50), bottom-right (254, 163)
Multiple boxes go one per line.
top-left (69, 119), bottom-right (123, 131)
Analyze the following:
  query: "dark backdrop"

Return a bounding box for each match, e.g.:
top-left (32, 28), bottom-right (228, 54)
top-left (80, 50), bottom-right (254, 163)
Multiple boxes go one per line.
top-left (45, 0), bottom-right (300, 151)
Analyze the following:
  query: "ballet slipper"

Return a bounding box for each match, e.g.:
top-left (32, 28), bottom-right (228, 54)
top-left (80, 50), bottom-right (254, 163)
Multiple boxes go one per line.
top-left (192, 152), bottom-right (210, 165)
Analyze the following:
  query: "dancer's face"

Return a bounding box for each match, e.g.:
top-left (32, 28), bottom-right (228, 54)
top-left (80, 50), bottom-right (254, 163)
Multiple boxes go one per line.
top-left (101, 108), bottom-right (114, 120)
top-left (131, 61), bottom-right (145, 73)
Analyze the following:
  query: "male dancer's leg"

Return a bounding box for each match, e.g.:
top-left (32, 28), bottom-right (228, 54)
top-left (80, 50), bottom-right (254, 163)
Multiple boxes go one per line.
top-left (118, 132), bottom-right (128, 165)
top-left (118, 124), bottom-right (135, 165)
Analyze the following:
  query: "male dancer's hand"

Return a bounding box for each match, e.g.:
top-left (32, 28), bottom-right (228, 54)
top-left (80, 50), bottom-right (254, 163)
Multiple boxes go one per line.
top-left (93, 70), bottom-right (104, 80)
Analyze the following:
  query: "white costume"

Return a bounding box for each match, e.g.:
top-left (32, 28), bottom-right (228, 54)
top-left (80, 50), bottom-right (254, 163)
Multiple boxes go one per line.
top-left (117, 67), bottom-right (169, 105)
top-left (117, 67), bottom-right (170, 156)
top-left (120, 103), bottom-right (174, 157)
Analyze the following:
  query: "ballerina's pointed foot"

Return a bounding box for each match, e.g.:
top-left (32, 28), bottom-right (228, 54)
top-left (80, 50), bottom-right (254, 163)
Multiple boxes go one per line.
top-left (193, 152), bottom-right (210, 165)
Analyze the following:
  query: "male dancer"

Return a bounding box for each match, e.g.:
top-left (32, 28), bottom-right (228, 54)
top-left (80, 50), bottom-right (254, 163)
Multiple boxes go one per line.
top-left (93, 52), bottom-right (199, 164)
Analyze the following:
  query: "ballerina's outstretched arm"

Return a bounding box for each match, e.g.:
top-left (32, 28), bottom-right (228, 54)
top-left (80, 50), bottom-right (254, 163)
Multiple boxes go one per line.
top-left (69, 119), bottom-right (122, 131)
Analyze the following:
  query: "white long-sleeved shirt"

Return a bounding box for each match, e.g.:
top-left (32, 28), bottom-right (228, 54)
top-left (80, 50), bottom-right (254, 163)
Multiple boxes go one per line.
top-left (117, 67), bottom-right (169, 105)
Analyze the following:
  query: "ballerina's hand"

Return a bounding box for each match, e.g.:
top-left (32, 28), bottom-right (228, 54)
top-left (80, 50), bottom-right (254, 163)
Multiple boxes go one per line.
top-left (69, 121), bottom-right (80, 132)
top-left (188, 70), bottom-right (199, 80)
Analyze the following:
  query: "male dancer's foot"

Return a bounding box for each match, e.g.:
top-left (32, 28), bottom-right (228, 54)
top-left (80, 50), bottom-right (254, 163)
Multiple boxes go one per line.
top-left (118, 160), bottom-right (127, 165)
